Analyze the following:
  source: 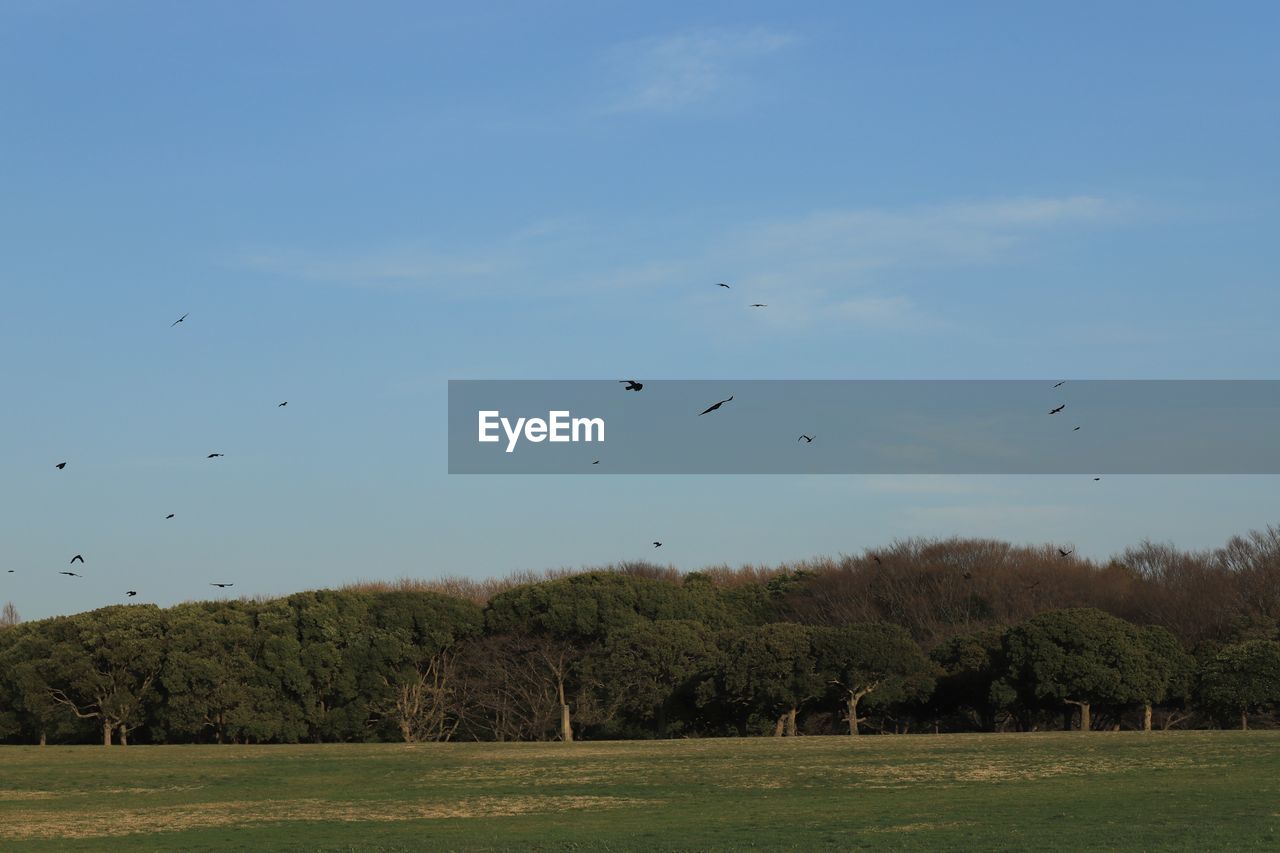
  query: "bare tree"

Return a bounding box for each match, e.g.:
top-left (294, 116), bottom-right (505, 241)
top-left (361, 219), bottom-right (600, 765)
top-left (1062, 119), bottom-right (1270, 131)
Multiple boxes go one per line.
top-left (372, 651), bottom-right (464, 743)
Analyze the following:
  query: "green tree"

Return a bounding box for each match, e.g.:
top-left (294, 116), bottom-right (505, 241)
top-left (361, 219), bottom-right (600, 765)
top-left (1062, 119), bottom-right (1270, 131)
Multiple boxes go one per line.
top-left (1197, 639), bottom-right (1280, 730)
top-left (1001, 608), bottom-right (1148, 732)
top-left (160, 601), bottom-right (261, 743)
top-left (288, 590), bottom-right (374, 741)
top-left (1132, 625), bottom-right (1197, 731)
top-left (485, 572), bottom-right (725, 742)
top-left (929, 626), bottom-right (1008, 731)
top-left (592, 619), bottom-right (718, 737)
top-left (811, 623), bottom-right (936, 735)
top-left (243, 598), bottom-right (313, 743)
top-left (708, 623), bottom-right (821, 736)
top-left (39, 606), bottom-right (167, 745)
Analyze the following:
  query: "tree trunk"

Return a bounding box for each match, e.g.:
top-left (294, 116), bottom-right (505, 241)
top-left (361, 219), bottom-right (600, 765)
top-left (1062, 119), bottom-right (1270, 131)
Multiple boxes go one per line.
top-left (785, 707), bottom-right (798, 737)
top-left (1142, 704), bottom-right (1153, 732)
top-left (557, 679), bottom-right (573, 742)
top-left (39, 731), bottom-right (46, 747)
top-left (103, 720), bottom-right (113, 747)
top-left (773, 714), bottom-right (786, 737)
top-left (1080, 703), bottom-right (1091, 732)
top-left (120, 728), bottom-right (128, 746)
top-left (847, 695), bottom-right (860, 736)
top-left (1241, 710), bottom-right (1249, 731)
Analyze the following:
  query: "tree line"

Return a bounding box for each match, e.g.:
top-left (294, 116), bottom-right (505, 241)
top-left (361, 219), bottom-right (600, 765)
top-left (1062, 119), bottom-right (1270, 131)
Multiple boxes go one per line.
top-left (4, 525), bottom-right (1280, 745)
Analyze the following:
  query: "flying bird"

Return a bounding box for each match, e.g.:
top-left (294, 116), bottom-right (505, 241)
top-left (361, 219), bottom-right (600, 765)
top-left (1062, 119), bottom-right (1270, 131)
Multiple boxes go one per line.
top-left (716, 283), bottom-right (731, 289)
top-left (1026, 580), bottom-right (1042, 590)
top-left (1093, 477), bottom-right (1102, 481)
top-left (59, 571), bottom-right (81, 578)
top-left (209, 582), bottom-right (234, 588)
top-left (171, 313), bottom-right (189, 327)
top-left (798, 435), bottom-right (814, 443)
top-left (1058, 548), bottom-right (1074, 557)
top-left (620, 380), bottom-right (643, 391)
top-left (55, 462), bottom-right (66, 470)
top-left (592, 460), bottom-right (599, 465)
top-left (698, 395), bottom-right (734, 416)
top-left (1073, 426), bottom-right (1081, 431)
top-left (6, 570), bottom-right (14, 573)
top-left (70, 554), bottom-right (84, 564)
top-left (126, 591), bottom-right (137, 597)
top-left (1053, 381), bottom-right (1066, 388)
top-left (1049, 405), bottom-right (1065, 414)
top-left (278, 401), bottom-right (288, 407)
top-left (749, 303), bottom-right (767, 308)
top-left (652, 542), bottom-right (662, 548)
top-left (165, 513), bottom-right (175, 519)
top-left (207, 453), bottom-right (224, 459)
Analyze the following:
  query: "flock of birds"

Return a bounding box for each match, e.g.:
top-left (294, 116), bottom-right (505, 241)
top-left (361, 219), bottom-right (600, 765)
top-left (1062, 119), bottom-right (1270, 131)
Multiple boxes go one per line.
top-left (28, 313), bottom-right (251, 600)
top-left (632, 285), bottom-right (1099, 556)
top-left (22, 291), bottom-right (1098, 600)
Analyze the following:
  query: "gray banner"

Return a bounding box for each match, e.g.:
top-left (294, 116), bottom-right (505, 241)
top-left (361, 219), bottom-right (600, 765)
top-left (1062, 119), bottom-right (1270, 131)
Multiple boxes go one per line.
top-left (447, 380), bottom-right (1280, 474)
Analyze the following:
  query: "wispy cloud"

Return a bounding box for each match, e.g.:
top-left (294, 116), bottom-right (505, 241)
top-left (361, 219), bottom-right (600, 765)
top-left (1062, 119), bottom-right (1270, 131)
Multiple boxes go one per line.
top-left (727, 195), bottom-right (1122, 275)
top-left (603, 27), bottom-right (798, 114)
top-left (237, 195), bottom-right (1129, 331)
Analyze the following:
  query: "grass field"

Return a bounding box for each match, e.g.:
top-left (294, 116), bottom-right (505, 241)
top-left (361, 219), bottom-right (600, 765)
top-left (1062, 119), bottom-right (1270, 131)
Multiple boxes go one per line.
top-left (1, 732), bottom-right (1278, 851)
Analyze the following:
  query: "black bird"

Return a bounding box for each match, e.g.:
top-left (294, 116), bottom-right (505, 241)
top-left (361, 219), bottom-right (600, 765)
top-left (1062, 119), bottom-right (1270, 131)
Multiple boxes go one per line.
top-left (278, 401), bottom-right (288, 407)
top-left (749, 303), bottom-right (767, 308)
top-left (6, 570), bottom-right (14, 573)
top-left (592, 460), bottom-right (599, 465)
top-left (55, 462), bottom-right (66, 470)
top-left (126, 591), bottom-right (137, 597)
top-left (171, 313), bottom-right (189, 327)
top-left (70, 554), bottom-right (84, 564)
top-left (798, 434), bottom-right (814, 443)
top-left (210, 582), bottom-right (234, 588)
top-left (1049, 404), bottom-right (1065, 414)
top-left (1093, 477), bottom-right (1102, 481)
top-left (1053, 381), bottom-right (1066, 388)
top-left (620, 380), bottom-right (643, 391)
top-left (59, 571), bottom-right (81, 578)
top-left (652, 542), bottom-right (662, 548)
top-left (698, 395), bottom-right (733, 416)
top-left (1058, 548), bottom-right (1074, 557)
top-left (716, 283), bottom-right (731, 289)
top-left (1073, 426), bottom-right (1081, 431)
top-left (872, 554), bottom-right (882, 565)
top-left (165, 513), bottom-right (175, 519)
top-left (207, 453), bottom-right (224, 459)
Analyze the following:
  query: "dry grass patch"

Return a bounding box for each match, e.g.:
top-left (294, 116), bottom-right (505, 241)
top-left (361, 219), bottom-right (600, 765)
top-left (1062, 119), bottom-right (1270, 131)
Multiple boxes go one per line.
top-left (0, 790), bottom-right (58, 801)
top-left (0, 794), bottom-right (649, 841)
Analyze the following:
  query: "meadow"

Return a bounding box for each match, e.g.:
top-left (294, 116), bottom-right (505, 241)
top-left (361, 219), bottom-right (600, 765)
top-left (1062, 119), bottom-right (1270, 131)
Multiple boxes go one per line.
top-left (1, 732), bottom-right (1277, 851)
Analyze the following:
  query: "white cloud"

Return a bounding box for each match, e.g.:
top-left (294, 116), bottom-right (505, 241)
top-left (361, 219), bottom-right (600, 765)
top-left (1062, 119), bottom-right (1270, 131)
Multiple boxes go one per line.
top-left (237, 195), bottom-right (1127, 330)
top-left (603, 28), bottom-right (798, 114)
top-left (727, 195), bottom-right (1120, 274)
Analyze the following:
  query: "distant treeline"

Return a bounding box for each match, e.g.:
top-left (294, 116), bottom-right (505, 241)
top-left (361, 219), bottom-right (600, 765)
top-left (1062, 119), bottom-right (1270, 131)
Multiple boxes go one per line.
top-left (4, 525), bottom-right (1280, 745)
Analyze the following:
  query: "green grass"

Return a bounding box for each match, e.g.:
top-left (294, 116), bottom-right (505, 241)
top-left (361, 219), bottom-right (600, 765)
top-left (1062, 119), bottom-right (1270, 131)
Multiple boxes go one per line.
top-left (1, 732), bottom-right (1278, 851)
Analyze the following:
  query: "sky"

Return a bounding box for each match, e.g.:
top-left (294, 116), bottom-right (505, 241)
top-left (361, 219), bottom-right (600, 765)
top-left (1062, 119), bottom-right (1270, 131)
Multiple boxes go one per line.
top-left (2, 1), bottom-right (1279, 620)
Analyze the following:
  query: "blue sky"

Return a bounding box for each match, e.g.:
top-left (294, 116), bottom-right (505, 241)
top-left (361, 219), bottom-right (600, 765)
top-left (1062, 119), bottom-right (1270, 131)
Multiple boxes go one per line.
top-left (3, 1), bottom-right (1279, 619)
